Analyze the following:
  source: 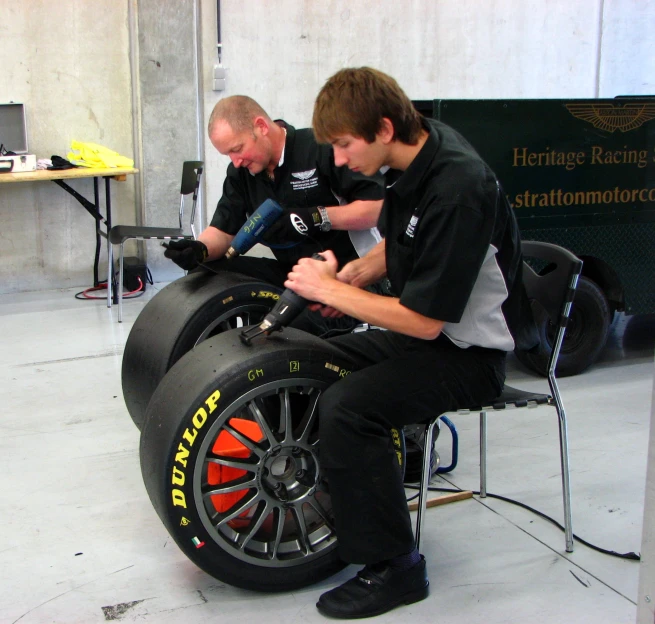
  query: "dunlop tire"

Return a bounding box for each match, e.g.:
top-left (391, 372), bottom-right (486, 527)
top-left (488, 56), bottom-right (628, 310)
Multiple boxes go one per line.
top-left (122, 270), bottom-right (283, 431)
top-left (139, 327), bottom-right (357, 592)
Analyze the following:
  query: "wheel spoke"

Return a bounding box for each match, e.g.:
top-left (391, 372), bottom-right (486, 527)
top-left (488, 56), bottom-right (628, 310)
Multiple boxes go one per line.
top-left (297, 391), bottom-right (321, 445)
top-left (239, 500), bottom-right (275, 551)
top-left (223, 421), bottom-right (265, 458)
top-left (206, 456), bottom-right (257, 471)
top-left (270, 507), bottom-right (286, 559)
top-left (205, 474), bottom-right (257, 496)
top-left (289, 505), bottom-right (311, 555)
top-left (214, 491), bottom-right (261, 527)
top-left (248, 400), bottom-right (276, 447)
top-left (279, 388), bottom-right (293, 443)
top-left (306, 494), bottom-right (335, 531)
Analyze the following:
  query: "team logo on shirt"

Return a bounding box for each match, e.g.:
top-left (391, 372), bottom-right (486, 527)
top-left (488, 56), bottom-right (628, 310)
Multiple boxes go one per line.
top-left (292, 169), bottom-right (316, 180)
top-left (290, 213), bottom-right (309, 235)
top-left (291, 169), bottom-right (319, 190)
top-left (406, 215), bottom-right (419, 238)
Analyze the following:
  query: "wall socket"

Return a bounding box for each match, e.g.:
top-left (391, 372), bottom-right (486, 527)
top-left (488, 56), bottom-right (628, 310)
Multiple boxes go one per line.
top-left (213, 65), bottom-right (226, 91)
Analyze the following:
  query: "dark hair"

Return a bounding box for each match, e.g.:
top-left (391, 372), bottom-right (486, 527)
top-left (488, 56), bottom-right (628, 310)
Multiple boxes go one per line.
top-left (313, 67), bottom-right (423, 144)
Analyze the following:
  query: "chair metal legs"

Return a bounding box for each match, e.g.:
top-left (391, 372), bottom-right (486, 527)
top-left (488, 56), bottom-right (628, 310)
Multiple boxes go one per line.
top-left (479, 405), bottom-right (573, 552)
top-left (555, 402), bottom-right (574, 552)
top-left (107, 239), bottom-right (126, 322)
top-left (107, 239), bottom-right (113, 309)
top-left (118, 243), bottom-right (125, 323)
top-left (479, 411), bottom-right (488, 498)
top-left (414, 405), bottom-right (574, 553)
top-left (415, 418), bottom-right (440, 551)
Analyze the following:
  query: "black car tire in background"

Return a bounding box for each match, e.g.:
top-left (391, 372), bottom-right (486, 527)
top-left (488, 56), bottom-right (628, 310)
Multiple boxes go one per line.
top-left (515, 275), bottom-right (611, 377)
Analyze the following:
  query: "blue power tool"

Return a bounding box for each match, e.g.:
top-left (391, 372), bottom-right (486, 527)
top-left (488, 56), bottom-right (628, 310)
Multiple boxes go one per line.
top-left (226, 198), bottom-right (287, 259)
top-left (239, 253), bottom-right (327, 345)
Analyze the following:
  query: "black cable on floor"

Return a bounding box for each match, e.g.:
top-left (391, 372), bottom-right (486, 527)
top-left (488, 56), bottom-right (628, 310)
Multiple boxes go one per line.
top-left (404, 483), bottom-right (640, 561)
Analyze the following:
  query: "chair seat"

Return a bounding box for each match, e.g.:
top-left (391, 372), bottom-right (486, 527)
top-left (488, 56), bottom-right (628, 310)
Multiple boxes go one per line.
top-left (453, 385), bottom-right (551, 414)
top-left (109, 225), bottom-right (190, 244)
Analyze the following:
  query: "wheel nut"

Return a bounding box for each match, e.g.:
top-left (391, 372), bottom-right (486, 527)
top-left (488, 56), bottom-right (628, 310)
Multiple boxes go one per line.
top-left (296, 469), bottom-right (305, 478)
top-left (292, 447), bottom-right (302, 456)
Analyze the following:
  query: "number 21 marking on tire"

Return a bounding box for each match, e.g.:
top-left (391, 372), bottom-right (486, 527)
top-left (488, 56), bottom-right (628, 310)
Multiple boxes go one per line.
top-left (289, 361), bottom-right (300, 372)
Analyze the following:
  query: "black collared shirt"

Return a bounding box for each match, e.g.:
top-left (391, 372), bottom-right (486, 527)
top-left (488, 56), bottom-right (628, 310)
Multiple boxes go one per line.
top-left (380, 118), bottom-right (536, 352)
top-left (210, 122), bottom-right (384, 268)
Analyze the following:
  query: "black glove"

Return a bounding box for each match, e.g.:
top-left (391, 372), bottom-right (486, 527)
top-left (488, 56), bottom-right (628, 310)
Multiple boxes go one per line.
top-left (163, 239), bottom-right (209, 270)
top-left (263, 206), bottom-right (324, 244)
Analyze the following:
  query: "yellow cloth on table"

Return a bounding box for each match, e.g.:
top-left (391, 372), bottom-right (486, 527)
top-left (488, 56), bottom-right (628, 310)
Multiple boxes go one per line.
top-left (67, 140), bottom-right (134, 169)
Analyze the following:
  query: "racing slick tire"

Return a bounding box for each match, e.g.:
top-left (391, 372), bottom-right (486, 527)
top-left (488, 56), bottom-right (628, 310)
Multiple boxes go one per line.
top-left (139, 327), bottom-right (372, 591)
top-left (122, 270), bottom-right (283, 431)
top-left (140, 328), bottom-right (404, 590)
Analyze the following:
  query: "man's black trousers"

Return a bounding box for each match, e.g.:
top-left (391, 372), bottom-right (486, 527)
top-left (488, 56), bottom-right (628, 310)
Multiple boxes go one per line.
top-left (320, 330), bottom-right (506, 564)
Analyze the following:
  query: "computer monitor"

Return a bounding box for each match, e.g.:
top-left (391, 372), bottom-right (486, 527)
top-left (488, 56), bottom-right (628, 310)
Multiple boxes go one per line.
top-left (0, 103), bottom-right (28, 154)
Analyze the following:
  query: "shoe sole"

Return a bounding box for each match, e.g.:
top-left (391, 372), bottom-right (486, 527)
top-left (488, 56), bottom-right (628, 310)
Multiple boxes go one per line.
top-left (316, 582), bottom-right (430, 619)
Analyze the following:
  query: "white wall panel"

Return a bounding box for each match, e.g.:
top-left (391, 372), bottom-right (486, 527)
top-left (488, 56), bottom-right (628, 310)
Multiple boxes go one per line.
top-left (200, 0), bottom-right (614, 218)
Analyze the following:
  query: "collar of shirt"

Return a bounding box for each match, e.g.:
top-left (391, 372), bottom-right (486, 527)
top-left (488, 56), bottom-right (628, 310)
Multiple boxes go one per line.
top-left (384, 118), bottom-right (440, 198)
top-left (279, 126), bottom-right (288, 167)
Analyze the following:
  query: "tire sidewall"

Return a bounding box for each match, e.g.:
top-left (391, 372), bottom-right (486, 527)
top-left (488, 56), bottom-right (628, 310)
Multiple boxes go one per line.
top-left (122, 271), bottom-right (283, 430)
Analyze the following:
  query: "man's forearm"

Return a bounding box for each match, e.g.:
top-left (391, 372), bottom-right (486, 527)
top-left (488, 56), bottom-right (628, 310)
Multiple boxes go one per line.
top-left (320, 280), bottom-right (443, 340)
top-left (198, 226), bottom-right (234, 260)
top-left (325, 199), bottom-right (383, 230)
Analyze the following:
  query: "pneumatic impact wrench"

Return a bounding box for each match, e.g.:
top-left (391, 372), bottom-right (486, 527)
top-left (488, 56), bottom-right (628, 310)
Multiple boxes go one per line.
top-left (239, 254), bottom-right (327, 345)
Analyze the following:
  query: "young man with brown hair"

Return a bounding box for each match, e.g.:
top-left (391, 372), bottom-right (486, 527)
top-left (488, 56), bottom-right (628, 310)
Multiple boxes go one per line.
top-left (284, 67), bottom-right (537, 619)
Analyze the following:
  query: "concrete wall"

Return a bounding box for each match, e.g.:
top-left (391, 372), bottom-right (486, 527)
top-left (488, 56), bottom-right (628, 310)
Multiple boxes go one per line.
top-left (0, 0), bottom-right (653, 293)
top-left (135, 0), bottom-right (204, 284)
top-left (0, 1), bottom-right (135, 293)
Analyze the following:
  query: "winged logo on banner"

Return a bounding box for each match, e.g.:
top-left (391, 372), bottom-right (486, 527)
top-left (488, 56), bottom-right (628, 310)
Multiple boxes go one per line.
top-left (566, 103), bottom-right (655, 133)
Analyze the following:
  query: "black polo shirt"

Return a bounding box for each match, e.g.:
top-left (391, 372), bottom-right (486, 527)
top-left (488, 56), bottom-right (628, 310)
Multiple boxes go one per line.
top-left (380, 118), bottom-right (537, 352)
top-left (210, 122), bottom-right (384, 268)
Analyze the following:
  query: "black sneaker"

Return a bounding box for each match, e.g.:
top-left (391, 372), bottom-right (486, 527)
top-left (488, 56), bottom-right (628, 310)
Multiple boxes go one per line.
top-left (316, 556), bottom-right (429, 619)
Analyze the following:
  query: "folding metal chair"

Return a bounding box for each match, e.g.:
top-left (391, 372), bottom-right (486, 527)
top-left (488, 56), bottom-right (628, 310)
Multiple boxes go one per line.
top-left (414, 240), bottom-right (583, 553)
top-left (107, 160), bottom-right (203, 322)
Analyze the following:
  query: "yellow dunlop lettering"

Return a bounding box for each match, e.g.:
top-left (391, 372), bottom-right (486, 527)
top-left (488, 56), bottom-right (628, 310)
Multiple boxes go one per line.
top-left (222, 296), bottom-right (234, 304)
top-left (182, 427), bottom-right (198, 446)
top-left (175, 443), bottom-right (190, 469)
top-left (192, 407), bottom-right (208, 429)
top-left (205, 390), bottom-right (221, 414)
top-left (325, 362), bottom-right (339, 373)
top-left (339, 369), bottom-right (351, 377)
top-left (172, 489), bottom-right (187, 508)
top-left (171, 465), bottom-right (185, 486)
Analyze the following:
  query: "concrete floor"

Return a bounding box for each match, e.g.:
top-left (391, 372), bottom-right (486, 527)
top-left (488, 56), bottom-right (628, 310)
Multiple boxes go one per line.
top-left (1, 285), bottom-right (653, 624)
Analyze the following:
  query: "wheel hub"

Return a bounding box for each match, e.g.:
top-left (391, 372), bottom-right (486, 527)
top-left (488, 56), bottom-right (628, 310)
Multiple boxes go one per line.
top-left (261, 444), bottom-right (318, 502)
